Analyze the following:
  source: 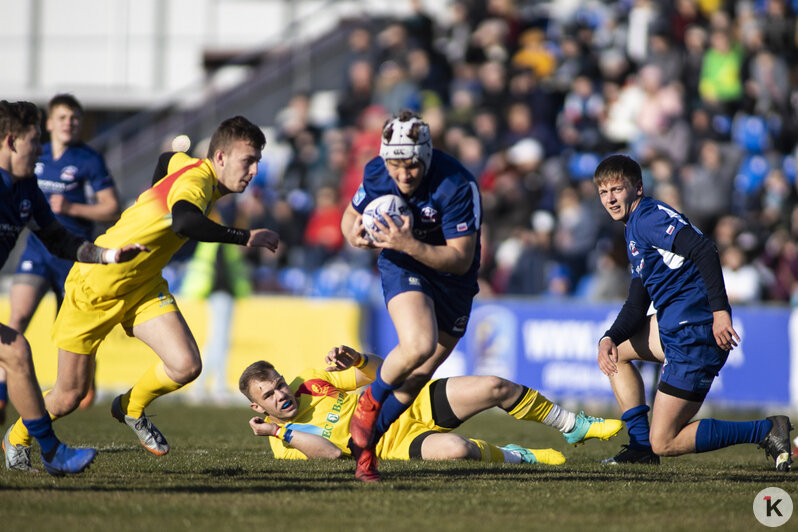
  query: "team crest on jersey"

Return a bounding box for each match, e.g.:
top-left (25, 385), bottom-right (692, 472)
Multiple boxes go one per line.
top-left (629, 240), bottom-right (639, 256)
top-left (353, 185), bottom-right (366, 206)
top-left (34, 162), bottom-right (44, 176)
top-left (60, 165), bottom-right (78, 182)
top-left (19, 199), bottom-right (32, 222)
top-left (420, 206), bottom-right (437, 223)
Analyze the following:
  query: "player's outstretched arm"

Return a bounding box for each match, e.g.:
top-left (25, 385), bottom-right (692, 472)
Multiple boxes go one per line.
top-left (249, 417), bottom-right (342, 459)
top-left (34, 220), bottom-right (149, 264)
top-left (171, 200), bottom-right (279, 251)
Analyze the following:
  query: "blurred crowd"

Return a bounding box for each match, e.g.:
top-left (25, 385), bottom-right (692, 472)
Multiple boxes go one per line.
top-left (174, 0), bottom-right (798, 307)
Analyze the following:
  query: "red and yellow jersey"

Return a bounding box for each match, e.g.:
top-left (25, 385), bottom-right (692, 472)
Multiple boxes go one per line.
top-left (77, 152), bottom-right (222, 296)
top-left (267, 369), bottom-right (441, 461)
top-left (267, 368), bottom-right (361, 460)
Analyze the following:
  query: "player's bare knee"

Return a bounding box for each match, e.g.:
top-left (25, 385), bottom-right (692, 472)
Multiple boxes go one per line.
top-left (402, 373), bottom-right (431, 396)
top-left (483, 376), bottom-right (515, 404)
top-left (0, 333), bottom-right (34, 376)
top-left (398, 337), bottom-right (436, 367)
top-left (649, 435), bottom-right (677, 456)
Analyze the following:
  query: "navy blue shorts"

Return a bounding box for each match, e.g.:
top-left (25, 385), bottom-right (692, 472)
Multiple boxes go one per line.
top-left (658, 322), bottom-right (729, 402)
top-left (378, 256), bottom-right (476, 338)
top-left (15, 244), bottom-right (73, 299)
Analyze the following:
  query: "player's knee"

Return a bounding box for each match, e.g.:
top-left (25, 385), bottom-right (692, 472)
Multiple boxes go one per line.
top-left (402, 373), bottom-right (432, 396)
top-left (167, 359), bottom-right (202, 384)
top-left (483, 376), bottom-right (515, 403)
top-left (0, 333), bottom-right (34, 376)
top-left (398, 337), bottom-right (436, 367)
top-left (424, 435), bottom-right (472, 460)
top-left (649, 435), bottom-right (677, 456)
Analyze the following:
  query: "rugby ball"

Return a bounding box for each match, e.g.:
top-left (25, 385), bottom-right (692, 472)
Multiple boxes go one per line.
top-left (362, 194), bottom-right (413, 241)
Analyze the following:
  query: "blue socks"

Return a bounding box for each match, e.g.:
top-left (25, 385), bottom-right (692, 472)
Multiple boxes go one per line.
top-left (22, 415), bottom-right (60, 458)
top-left (622, 405), bottom-right (652, 450)
top-left (373, 394), bottom-right (411, 443)
top-left (0, 381), bottom-right (7, 402)
top-left (368, 371), bottom-right (396, 404)
top-left (695, 418), bottom-right (773, 453)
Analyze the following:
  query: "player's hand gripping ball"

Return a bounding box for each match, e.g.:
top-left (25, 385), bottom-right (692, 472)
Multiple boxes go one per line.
top-left (362, 194), bottom-right (413, 242)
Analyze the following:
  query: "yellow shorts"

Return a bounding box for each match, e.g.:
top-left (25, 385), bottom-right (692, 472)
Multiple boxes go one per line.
top-left (53, 267), bottom-right (179, 355)
top-left (376, 379), bottom-right (457, 460)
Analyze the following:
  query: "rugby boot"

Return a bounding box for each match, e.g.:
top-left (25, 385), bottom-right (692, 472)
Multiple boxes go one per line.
top-left (501, 444), bottom-right (566, 465)
top-left (41, 443), bottom-right (97, 477)
top-left (349, 439), bottom-right (380, 482)
top-left (601, 445), bottom-right (660, 464)
top-left (349, 387), bottom-right (381, 449)
top-left (563, 412), bottom-right (624, 446)
top-left (111, 395), bottom-right (170, 456)
top-left (3, 425), bottom-right (37, 472)
top-left (759, 415), bottom-right (793, 472)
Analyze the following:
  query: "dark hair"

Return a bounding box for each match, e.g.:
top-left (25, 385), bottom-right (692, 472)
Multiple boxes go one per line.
top-left (593, 154), bottom-right (643, 189)
top-left (207, 115), bottom-right (266, 159)
top-left (0, 100), bottom-right (42, 140)
top-left (382, 109), bottom-right (424, 143)
top-left (238, 360), bottom-right (276, 400)
top-left (48, 93), bottom-right (83, 115)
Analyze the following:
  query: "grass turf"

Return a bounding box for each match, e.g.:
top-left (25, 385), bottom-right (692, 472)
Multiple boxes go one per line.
top-left (0, 401), bottom-right (794, 532)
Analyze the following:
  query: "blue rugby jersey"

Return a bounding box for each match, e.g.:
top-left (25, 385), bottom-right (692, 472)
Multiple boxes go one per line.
top-left (352, 149), bottom-right (482, 280)
top-left (0, 168), bottom-right (56, 268)
top-left (32, 142), bottom-right (115, 239)
top-left (625, 196), bottom-right (715, 331)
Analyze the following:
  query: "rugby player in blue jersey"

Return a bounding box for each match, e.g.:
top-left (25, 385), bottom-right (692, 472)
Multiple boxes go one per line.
top-left (0, 94), bottom-right (120, 420)
top-left (0, 100), bottom-right (145, 475)
top-left (341, 110), bottom-right (482, 481)
top-left (594, 154), bottom-right (792, 471)
top-left (341, 111), bottom-right (620, 481)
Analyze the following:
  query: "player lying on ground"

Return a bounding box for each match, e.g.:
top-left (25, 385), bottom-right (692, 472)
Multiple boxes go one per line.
top-left (5, 115), bottom-right (279, 472)
top-left (0, 100), bottom-right (146, 476)
top-left (239, 345), bottom-right (623, 465)
top-left (594, 154), bottom-right (792, 471)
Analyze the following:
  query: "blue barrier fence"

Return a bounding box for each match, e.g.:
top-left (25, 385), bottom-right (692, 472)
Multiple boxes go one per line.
top-left (366, 299), bottom-right (796, 408)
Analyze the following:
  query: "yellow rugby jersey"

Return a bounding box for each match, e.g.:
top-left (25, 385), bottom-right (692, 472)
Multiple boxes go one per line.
top-left (267, 368), bottom-right (361, 460)
top-left (77, 152), bottom-right (222, 296)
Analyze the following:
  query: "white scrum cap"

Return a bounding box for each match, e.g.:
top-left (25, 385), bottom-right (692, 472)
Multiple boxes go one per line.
top-left (379, 115), bottom-right (433, 174)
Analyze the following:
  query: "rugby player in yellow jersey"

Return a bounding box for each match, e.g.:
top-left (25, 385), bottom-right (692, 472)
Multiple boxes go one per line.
top-left (6, 116), bottom-right (279, 469)
top-left (239, 346), bottom-right (623, 466)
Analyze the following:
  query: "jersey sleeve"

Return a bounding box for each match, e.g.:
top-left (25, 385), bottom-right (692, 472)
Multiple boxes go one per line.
top-left (440, 176), bottom-right (481, 240)
top-left (84, 151), bottom-right (116, 193)
top-left (267, 435), bottom-right (308, 460)
top-left (635, 202), bottom-right (689, 252)
top-left (28, 183), bottom-right (56, 231)
top-left (351, 157), bottom-right (385, 214)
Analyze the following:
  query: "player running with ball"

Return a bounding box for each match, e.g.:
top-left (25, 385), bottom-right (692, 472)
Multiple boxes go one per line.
top-left (341, 111), bottom-right (619, 481)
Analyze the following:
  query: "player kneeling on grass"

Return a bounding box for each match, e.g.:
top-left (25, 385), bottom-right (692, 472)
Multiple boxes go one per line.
top-left (239, 346), bottom-right (623, 466)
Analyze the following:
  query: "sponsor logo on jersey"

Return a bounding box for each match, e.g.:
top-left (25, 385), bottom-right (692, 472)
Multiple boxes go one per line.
top-left (34, 162), bottom-right (44, 176)
top-left (353, 185), bottom-right (366, 206)
top-left (60, 165), bottom-right (79, 182)
top-left (408, 276), bottom-right (421, 286)
top-left (453, 316), bottom-right (469, 333)
top-left (629, 240), bottom-right (639, 256)
top-left (420, 206), bottom-right (437, 223)
top-left (635, 257), bottom-right (645, 275)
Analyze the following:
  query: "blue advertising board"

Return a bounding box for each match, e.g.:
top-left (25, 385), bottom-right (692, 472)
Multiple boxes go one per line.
top-left (366, 299), bottom-right (795, 407)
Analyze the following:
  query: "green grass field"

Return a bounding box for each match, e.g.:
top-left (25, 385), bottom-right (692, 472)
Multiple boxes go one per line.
top-left (0, 400), bottom-right (794, 532)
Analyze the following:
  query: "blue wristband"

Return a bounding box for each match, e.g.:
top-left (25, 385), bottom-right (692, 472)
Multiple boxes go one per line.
top-left (283, 428), bottom-right (294, 443)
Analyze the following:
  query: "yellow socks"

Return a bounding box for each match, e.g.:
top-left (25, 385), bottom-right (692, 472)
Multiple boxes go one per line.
top-left (506, 386), bottom-right (554, 423)
top-left (121, 362), bottom-right (183, 419)
top-left (469, 438), bottom-right (510, 463)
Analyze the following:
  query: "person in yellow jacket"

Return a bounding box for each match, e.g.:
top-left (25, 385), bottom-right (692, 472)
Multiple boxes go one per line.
top-left (180, 200), bottom-right (252, 403)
